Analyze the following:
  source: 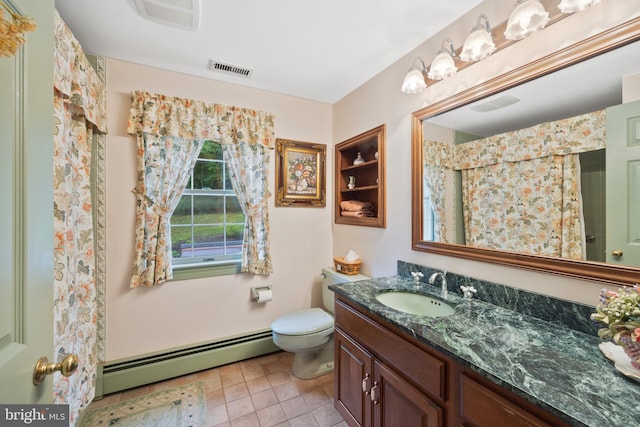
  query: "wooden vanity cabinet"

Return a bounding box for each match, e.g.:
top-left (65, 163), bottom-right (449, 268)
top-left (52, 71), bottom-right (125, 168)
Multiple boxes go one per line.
top-left (335, 300), bottom-right (444, 427)
top-left (335, 329), bottom-right (443, 427)
top-left (334, 124), bottom-right (385, 228)
top-left (333, 297), bottom-right (573, 427)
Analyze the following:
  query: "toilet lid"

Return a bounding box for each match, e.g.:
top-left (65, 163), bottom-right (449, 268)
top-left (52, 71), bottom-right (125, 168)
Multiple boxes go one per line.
top-left (271, 308), bottom-right (333, 336)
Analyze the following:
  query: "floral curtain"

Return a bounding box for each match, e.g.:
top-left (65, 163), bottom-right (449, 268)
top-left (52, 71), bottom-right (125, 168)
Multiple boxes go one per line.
top-left (53, 10), bottom-right (107, 425)
top-left (130, 134), bottom-right (204, 287)
top-left (453, 110), bottom-right (605, 169)
top-left (453, 110), bottom-right (604, 259)
top-left (460, 155), bottom-right (585, 258)
top-left (423, 140), bottom-right (451, 242)
top-left (127, 91), bottom-right (275, 286)
top-left (223, 142), bottom-right (273, 274)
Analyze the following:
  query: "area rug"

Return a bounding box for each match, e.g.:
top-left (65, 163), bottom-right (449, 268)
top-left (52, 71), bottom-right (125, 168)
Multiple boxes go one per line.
top-left (81, 381), bottom-right (206, 426)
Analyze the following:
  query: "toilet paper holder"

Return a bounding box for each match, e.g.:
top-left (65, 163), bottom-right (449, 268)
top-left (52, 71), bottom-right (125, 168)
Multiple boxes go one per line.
top-left (251, 286), bottom-right (272, 302)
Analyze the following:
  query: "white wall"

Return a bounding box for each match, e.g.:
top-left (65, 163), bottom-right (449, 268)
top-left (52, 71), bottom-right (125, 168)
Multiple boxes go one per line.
top-left (332, 0), bottom-right (640, 305)
top-left (105, 59), bottom-right (333, 361)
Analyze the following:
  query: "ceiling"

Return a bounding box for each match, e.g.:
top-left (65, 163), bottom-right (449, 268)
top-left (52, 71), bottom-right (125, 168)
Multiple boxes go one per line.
top-left (54, 0), bottom-right (484, 104)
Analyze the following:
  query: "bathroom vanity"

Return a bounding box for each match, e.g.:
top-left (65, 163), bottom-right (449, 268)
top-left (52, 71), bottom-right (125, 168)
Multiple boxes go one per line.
top-left (330, 267), bottom-right (640, 427)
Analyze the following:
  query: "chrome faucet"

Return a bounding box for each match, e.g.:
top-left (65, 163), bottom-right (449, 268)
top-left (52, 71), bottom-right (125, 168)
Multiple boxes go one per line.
top-left (428, 271), bottom-right (448, 298)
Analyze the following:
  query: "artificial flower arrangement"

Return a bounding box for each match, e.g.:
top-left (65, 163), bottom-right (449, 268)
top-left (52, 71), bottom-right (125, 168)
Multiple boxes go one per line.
top-left (0, 1), bottom-right (36, 58)
top-left (590, 284), bottom-right (640, 370)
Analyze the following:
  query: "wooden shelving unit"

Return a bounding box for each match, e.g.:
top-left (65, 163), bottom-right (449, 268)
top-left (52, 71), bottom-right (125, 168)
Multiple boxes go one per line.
top-left (334, 124), bottom-right (385, 227)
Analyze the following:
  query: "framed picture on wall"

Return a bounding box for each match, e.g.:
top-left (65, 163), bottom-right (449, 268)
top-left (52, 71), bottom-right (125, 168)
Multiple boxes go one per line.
top-left (275, 138), bottom-right (326, 207)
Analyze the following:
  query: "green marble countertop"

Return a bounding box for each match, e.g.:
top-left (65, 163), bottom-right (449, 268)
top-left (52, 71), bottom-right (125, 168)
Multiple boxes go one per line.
top-left (330, 275), bottom-right (640, 427)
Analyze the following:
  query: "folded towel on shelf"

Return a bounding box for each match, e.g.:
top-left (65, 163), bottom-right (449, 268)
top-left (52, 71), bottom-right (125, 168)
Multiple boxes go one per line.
top-left (340, 210), bottom-right (375, 217)
top-left (340, 200), bottom-right (374, 212)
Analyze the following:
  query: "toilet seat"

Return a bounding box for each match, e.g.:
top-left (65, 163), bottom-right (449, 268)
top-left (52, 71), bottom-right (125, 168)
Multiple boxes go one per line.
top-left (269, 268), bottom-right (369, 379)
top-left (271, 308), bottom-right (333, 336)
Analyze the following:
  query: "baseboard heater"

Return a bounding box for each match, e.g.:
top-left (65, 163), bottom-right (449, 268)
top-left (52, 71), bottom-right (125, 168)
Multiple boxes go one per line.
top-left (100, 329), bottom-right (279, 396)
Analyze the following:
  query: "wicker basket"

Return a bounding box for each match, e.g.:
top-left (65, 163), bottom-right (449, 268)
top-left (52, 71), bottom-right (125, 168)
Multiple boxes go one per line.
top-left (333, 257), bottom-right (362, 275)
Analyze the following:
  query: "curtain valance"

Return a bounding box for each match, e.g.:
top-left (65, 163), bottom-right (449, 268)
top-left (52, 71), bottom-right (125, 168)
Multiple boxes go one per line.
top-left (127, 91), bottom-right (276, 148)
top-left (452, 109), bottom-right (605, 170)
top-left (53, 10), bottom-right (107, 133)
top-left (423, 139), bottom-right (452, 168)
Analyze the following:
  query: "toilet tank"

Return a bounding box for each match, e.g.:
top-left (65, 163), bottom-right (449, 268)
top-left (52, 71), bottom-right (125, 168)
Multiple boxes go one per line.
top-left (321, 267), bottom-right (370, 314)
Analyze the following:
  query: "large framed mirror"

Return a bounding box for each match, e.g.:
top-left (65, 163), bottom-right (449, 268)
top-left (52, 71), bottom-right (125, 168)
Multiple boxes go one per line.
top-left (412, 17), bottom-right (640, 285)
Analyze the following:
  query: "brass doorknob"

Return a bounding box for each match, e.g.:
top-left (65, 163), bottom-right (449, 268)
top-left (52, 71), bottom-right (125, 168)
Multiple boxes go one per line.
top-left (33, 354), bottom-right (78, 385)
top-left (612, 250), bottom-right (623, 258)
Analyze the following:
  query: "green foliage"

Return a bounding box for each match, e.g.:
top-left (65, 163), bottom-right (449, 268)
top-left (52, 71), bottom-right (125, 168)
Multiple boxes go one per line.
top-left (199, 140), bottom-right (223, 160)
top-left (187, 140), bottom-right (230, 190)
top-left (169, 141), bottom-right (245, 258)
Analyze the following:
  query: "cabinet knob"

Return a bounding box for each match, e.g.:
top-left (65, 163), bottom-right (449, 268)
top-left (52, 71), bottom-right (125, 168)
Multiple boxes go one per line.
top-left (612, 249), bottom-right (623, 258)
top-left (370, 381), bottom-right (379, 404)
top-left (362, 373), bottom-right (370, 394)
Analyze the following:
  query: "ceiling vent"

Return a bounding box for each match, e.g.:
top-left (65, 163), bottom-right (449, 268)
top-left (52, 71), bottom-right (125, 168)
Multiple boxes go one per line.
top-left (133, 0), bottom-right (200, 30)
top-left (208, 60), bottom-right (254, 78)
top-left (469, 95), bottom-right (520, 112)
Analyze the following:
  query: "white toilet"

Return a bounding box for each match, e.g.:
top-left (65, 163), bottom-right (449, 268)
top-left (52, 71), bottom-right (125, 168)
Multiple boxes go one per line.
top-left (271, 267), bottom-right (369, 379)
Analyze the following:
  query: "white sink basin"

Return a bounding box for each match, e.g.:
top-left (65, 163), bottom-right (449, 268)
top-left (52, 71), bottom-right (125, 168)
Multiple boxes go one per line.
top-left (375, 291), bottom-right (455, 317)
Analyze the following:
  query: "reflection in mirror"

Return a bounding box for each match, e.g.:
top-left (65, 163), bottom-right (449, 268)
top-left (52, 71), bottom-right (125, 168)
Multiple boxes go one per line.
top-left (412, 19), bottom-right (640, 285)
top-left (423, 109), bottom-right (606, 262)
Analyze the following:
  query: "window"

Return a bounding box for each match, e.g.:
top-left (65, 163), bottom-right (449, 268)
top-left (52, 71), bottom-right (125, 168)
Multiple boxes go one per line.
top-left (423, 190), bottom-right (435, 242)
top-left (170, 140), bottom-right (245, 276)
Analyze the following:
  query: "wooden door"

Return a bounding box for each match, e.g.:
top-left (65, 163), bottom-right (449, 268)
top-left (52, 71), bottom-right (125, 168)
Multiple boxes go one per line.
top-left (0, 0), bottom-right (56, 403)
top-left (335, 329), bottom-right (374, 427)
top-left (606, 100), bottom-right (640, 266)
top-left (372, 360), bottom-right (443, 427)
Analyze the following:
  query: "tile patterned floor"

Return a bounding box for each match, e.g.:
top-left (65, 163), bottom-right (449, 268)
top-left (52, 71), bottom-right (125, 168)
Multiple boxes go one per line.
top-left (87, 351), bottom-right (347, 427)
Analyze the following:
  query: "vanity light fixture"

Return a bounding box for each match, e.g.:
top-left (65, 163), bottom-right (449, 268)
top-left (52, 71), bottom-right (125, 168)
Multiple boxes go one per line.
top-left (504, 0), bottom-right (550, 41)
top-left (558, 0), bottom-right (601, 13)
top-left (427, 38), bottom-right (458, 81)
top-left (400, 57), bottom-right (428, 94)
top-left (460, 14), bottom-right (496, 62)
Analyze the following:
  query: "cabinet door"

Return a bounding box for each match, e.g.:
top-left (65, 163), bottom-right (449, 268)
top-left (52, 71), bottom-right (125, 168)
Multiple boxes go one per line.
top-left (372, 360), bottom-right (443, 427)
top-left (460, 375), bottom-right (551, 427)
top-left (335, 328), bottom-right (374, 427)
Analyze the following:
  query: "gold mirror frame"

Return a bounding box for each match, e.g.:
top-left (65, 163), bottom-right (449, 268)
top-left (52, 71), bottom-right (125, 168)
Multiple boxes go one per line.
top-left (412, 17), bottom-right (640, 286)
